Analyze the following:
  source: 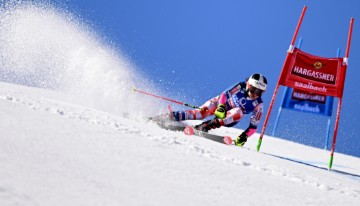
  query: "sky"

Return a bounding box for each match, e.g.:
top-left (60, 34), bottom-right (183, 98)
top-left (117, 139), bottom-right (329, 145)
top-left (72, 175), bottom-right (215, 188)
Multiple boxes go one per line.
top-left (53, 0), bottom-right (360, 157)
top-left (0, 82), bottom-right (359, 206)
top-left (1, 0), bottom-right (360, 156)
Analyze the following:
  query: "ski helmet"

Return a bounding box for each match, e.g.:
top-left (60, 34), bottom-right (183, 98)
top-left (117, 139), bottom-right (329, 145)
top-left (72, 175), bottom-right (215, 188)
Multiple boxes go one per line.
top-left (246, 73), bottom-right (267, 96)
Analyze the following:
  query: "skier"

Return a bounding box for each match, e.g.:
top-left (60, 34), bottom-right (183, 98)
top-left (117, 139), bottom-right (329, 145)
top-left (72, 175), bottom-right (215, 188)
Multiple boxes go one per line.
top-left (156, 73), bottom-right (267, 147)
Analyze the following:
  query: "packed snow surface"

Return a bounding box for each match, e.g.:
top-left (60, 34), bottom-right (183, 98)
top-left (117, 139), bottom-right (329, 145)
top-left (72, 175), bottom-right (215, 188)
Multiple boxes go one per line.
top-left (1, 82), bottom-right (360, 206)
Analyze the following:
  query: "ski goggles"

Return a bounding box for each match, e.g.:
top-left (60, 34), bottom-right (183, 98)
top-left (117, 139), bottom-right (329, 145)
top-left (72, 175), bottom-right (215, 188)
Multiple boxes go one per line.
top-left (248, 86), bottom-right (264, 96)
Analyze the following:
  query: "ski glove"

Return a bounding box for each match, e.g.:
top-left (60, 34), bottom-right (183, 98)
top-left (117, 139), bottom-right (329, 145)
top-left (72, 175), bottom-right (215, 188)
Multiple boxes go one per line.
top-left (214, 104), bottom-right (226, 119)
top-left (234, 133), bottom-right (248, 147)
top-left (195, 118), bottom-right (221, 132)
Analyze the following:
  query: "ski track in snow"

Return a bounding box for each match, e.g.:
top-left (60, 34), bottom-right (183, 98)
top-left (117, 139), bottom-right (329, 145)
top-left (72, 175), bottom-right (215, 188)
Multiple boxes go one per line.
top-left (0, 184), bottom-right (37, 206)
top-left (1, 87), bottom-right (360, 199)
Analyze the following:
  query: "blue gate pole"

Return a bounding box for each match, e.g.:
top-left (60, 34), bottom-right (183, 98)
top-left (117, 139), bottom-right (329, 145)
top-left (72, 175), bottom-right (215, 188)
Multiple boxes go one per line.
top-left (272, 88), bottom-right (287, 136)
top-left (325, 118), bottom-right (331, 150)
top-left (272, 38), bottom-right (303, 136)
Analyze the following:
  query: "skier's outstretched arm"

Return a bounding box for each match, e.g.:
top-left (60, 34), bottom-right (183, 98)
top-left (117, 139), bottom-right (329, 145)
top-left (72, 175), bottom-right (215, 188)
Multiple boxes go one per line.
top-left (234, 103), bottom-right (263, 146)
top-left (245, 103), bottom-right (264, 137)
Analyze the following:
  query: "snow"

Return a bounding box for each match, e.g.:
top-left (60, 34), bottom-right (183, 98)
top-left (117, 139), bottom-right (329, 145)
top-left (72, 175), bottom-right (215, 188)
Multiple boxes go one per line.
top-left (1, 82), bottom-right (359, 206)
top-left (0, 2), bottom-right (359, 206)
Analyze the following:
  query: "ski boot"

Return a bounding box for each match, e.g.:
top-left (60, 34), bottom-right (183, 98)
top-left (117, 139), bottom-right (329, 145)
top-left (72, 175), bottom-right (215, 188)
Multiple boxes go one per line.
top-left (234, 133), bottom-right (248, 147)
top-left (194, 118), bottom-right (221, 132)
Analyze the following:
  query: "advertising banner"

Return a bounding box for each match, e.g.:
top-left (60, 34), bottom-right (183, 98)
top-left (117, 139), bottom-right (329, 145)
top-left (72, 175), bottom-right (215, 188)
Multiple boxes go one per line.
top-left (281, 88), bottom-right (333, 116)
top-left (279, 48), bottom-right (347, 98)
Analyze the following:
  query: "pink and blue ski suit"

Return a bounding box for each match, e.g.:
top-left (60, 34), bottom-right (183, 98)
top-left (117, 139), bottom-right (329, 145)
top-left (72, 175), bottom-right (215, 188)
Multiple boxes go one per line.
top-left (173, 81), bottom-right (264, 137)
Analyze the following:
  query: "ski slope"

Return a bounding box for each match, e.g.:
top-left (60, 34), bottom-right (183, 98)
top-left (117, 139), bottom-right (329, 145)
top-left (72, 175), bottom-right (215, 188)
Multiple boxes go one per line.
top-left (1, 82), bottom-right (359, 206)
top-left (0, 2), bottom-right (359, 206)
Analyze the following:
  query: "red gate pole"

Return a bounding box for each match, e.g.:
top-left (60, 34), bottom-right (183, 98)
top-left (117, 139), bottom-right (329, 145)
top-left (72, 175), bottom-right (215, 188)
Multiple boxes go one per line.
top-left (345, 18), bottom-right (355, 58)
top-left (328, 18), bottom-right (354, 169)
top-left (257, 6), bottom-right (307, 151)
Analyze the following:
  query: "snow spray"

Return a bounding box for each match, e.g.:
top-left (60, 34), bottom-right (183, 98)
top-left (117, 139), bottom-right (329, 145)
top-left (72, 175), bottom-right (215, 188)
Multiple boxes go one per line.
top-left (0, 0), bottom-right (161, 118)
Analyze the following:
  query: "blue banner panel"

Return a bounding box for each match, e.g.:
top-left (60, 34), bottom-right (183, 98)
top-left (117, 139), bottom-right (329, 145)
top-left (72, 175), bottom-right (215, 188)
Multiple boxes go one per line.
top-left (281, 88), bottom-right (333, 116)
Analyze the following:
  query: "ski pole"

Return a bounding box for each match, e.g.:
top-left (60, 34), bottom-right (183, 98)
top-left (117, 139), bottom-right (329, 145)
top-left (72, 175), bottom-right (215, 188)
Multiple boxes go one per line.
top-left (131, 87), bottom-right (203, 110)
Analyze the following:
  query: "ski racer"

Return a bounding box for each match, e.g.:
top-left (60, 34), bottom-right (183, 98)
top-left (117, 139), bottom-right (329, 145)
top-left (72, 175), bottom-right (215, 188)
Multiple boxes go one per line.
top-left (163, 73), bottom-right (267, 147)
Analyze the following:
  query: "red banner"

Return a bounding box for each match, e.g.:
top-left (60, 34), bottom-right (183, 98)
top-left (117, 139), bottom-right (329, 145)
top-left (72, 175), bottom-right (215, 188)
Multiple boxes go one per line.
top-left (279, 48), bottom-right (347, 98)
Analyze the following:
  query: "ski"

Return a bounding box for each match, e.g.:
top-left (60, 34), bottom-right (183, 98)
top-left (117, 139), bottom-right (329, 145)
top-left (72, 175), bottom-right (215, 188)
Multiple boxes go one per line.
top-left (183, 126), bottom-right (233, 145)
top-left (150, 119), bottom-right (233, 145)
top-left (150, 119), bottom-right (187, 132)
top-left (157, 123), bottom-right (186, 132)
